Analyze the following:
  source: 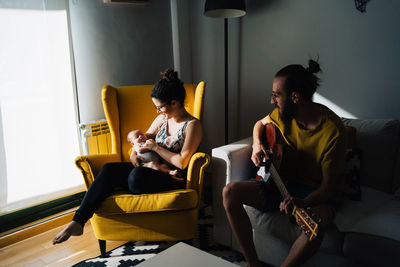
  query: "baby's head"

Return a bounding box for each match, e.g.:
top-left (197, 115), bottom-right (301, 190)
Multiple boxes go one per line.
top-left (127, 130), bottom-right (147, 146)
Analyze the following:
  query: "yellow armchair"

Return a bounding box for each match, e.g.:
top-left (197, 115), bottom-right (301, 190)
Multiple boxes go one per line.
top-left (75, 82), bottom-right (209, 255)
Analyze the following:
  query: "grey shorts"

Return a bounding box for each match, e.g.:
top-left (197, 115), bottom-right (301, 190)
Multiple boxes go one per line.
top-left (254, 179), bottom-right (339, 212)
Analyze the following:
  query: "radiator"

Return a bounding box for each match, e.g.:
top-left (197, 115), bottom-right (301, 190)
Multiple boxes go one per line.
top-left (80, 120), bottom-right (111, 155)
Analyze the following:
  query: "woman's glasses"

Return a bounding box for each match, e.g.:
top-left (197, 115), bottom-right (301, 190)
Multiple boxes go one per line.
top-left (154, 104), bottom-right (167, 112)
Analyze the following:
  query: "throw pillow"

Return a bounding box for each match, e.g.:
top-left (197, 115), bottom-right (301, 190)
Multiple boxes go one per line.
top-left (344, 148), bottom-right (362, 201)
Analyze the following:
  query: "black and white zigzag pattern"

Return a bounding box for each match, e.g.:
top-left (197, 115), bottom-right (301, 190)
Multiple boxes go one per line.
top-left (73, 206), bottom-right (246, 267)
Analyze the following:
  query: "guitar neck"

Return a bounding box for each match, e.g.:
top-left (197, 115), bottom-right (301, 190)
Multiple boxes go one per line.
top-left (268, 163), bottom-right (291, 199)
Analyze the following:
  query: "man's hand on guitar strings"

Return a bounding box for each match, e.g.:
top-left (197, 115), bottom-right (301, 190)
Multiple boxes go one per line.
top-left (280, 196), bottom-right (306, 215)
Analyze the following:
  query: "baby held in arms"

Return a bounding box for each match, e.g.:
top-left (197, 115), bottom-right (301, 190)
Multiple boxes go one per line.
top-left (127, 130), bottom-right (178, 178)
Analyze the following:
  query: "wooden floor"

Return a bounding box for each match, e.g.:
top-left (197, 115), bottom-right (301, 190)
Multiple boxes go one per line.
top-left (0, 222), bottom-right (126, 267)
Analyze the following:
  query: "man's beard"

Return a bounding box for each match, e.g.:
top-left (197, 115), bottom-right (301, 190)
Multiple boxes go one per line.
top-left (279, 99), bottom-right (295, 121)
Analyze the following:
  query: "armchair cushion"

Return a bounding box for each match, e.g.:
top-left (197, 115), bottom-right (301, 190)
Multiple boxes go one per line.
top-left (96, 189), bottom-right (198, 215)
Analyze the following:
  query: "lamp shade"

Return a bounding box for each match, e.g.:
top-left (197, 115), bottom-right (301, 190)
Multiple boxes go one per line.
top-left (204, 0), bottom-right (246, 18)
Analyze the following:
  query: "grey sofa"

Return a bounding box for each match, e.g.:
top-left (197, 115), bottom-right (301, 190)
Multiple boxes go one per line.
top-left (212, 118), bottom-right (400, 267)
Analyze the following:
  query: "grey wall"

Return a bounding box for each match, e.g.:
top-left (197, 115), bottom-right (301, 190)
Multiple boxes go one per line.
top-left (180, 0), bottom-right (243, 153)
top-left (69, 0), bottom-right (400, 153)
top-left (182, 0), bottom-right (400, 148)
top-left (185, 0), bottom-right (225, 153)
top-left (238, 0), bottom-right (400, 137)
top-left (69, 0), bottom-right (174, 123)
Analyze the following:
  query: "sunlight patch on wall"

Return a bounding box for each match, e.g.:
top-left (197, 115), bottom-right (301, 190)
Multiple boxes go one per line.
top-left (313, 93), bottom-right (357, 119)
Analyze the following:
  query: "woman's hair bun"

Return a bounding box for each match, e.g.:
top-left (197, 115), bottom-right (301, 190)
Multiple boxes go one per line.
top-left (160, 68), bottom-right (178, 81)
top-left (306, 59), bottom-right (321, 74)
top-left (151, 68), bottom-right (185, 105)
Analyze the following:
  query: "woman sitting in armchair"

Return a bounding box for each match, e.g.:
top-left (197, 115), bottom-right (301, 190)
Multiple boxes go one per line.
top-left (53, 69), bottom-right (203, 245)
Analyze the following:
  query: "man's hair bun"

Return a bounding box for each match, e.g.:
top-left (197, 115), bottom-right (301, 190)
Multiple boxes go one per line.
top-left (275, 58), bottom-right (322, 101)
top-left (160, 68), bottom-right (178, 82)
top-left (306, 59), bottom-right (321, 74)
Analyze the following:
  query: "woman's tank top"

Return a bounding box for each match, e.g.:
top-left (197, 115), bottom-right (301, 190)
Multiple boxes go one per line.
top-left (155, 116), bottom-right (195, 153)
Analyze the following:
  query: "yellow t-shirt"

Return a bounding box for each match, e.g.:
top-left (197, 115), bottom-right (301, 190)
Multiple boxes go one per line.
top-left (266, 104), bottom-right (346, 187)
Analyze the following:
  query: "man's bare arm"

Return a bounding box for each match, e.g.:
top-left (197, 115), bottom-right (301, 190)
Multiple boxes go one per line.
top-left (251, 117), bottom-right (269, 167)
top-left (302, 173), bottom-right (340, 207)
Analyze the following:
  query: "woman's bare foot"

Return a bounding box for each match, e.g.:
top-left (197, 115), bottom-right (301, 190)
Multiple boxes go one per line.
top-left (169, 169), bottom-right (184, 180)
top-left (169, 169), bottom-right (178, 176)
top-left (52, 221), bottom-right (83, 245)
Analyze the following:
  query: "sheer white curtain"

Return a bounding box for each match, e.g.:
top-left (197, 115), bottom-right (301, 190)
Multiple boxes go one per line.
top-left (0, 0), bottom-right (83, 213)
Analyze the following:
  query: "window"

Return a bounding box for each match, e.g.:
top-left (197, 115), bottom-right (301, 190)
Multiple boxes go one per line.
top-left (0, 0), bottom-right (83, 229)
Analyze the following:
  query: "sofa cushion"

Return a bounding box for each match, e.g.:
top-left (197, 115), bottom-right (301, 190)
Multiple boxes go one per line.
top-left (95, 189), bottom-right (198, 215)
top-left (244, 206), bottom-right (301, 245)
top-left (335, 186), bottom-right (400, 241)
top-left (343, 232), bottom-right (400, 267)
top-left (244, 206), bottom-right (344, 255)
top-left (346, 197), bottom-right (400, 241)
top-left (335, 186), bottom-right (391, 231)
top-left (341, 118), bottom-right (400, 193)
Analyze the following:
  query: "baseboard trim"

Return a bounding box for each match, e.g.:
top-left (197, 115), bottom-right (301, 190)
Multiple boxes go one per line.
top-left (0, 209), bottom-right (75, 248)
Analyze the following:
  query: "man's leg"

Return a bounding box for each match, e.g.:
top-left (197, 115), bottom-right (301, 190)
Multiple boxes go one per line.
top-left (222, 180), bottom-right (266, 267)
top-left (281, 204), bottom-right (334, 267)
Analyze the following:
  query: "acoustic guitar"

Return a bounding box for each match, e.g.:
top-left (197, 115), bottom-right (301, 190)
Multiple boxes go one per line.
top-left (256, 123), bottom-right (320, 241)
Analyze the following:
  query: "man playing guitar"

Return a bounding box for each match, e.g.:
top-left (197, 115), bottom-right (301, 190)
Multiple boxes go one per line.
top-left (222, 60), bottom-right (346, 267)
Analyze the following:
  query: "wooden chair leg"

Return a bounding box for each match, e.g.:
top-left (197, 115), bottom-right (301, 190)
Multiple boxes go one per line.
top-left (98, 239), bottom-right (106, 257)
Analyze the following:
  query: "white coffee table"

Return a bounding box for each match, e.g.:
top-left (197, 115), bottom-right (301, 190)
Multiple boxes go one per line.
top-left (136, 242), bottom-right (239, 267)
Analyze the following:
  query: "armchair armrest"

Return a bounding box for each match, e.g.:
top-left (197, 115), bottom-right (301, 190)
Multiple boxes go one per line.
top-left (75, 153), bottom-right (121, 189)
top-left (211, 137), bottom-right (255, 247)
top-left (212, 137), bottom-right (255, 184)
top-left (186, 152), bottom-right (210, 203)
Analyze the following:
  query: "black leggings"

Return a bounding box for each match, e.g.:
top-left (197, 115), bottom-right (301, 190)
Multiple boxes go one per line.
top-left (73, 162), bottom-right (185, 226)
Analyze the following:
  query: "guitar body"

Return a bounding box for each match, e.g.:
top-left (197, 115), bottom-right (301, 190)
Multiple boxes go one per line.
top-left (263, 123), bottom-right (319, 241)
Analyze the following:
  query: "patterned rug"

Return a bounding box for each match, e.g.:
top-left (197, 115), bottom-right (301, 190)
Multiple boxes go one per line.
top-left (72, 207), bottom-right (247, 267)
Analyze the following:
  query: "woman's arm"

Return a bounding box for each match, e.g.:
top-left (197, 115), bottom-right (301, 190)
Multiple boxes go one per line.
top-left (140, 120), bottom-right (203, 170)
top-left (130, 149), bottom-right (146, 167)
top-left (145, 115), bottom-right (164, 139)
top-left (128, 115), bottom-right (164, 167)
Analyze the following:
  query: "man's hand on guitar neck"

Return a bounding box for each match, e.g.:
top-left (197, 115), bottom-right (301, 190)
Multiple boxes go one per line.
top-left (252, 142), bottom-right (284, 170)
top-left (251, 142), bottom-right (269, 167)
top-left (252, 120), bottom-right (271, 167)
